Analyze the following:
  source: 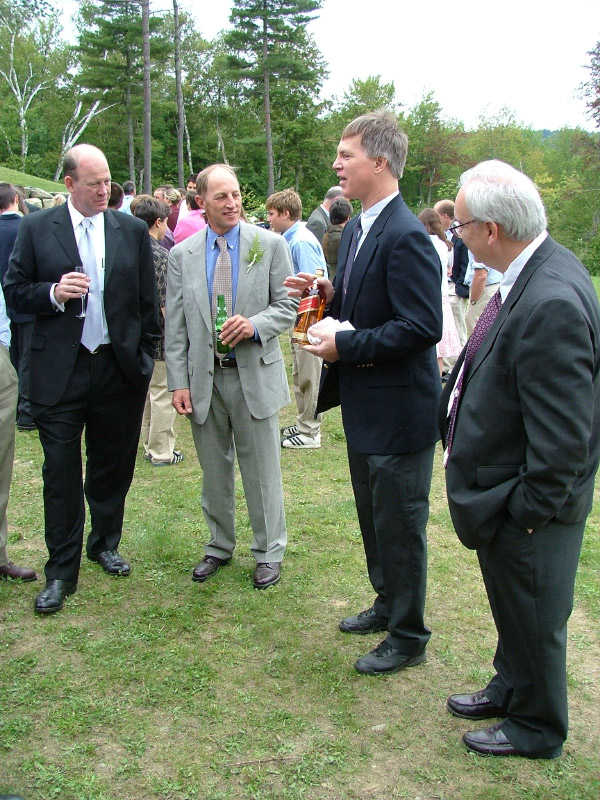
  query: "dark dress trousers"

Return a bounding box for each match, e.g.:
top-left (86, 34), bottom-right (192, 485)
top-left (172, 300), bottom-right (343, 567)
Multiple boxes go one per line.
top-left (4, 203), bottom-right (160, 582)
top-left (318, 193), bottom-right (442, 654)
top-left (440, 235), bottom-right (600, 758)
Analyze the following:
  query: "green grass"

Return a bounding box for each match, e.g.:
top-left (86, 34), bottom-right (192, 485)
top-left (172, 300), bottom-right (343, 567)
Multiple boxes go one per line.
top-left (1, 339), bottom-right (599, 800)
top-left (0, 166), bottom-right (65, 193)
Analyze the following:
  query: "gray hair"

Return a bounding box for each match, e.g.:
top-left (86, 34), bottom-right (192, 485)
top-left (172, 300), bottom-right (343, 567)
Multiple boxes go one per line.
top-left (342, 110), bottom-right (408, 179)
top-left (324, 186), bottom-right (343, 201)
top-left (460, 160), bottom-right (547, 241)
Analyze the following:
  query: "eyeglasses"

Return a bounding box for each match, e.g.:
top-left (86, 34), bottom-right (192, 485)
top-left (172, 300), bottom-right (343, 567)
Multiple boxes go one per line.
top-left (449, 219), bottom-right (478, 237)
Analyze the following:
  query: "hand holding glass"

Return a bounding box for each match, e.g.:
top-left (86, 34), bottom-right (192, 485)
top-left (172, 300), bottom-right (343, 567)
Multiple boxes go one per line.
top-left (73, 265), bottom-right (87, 318)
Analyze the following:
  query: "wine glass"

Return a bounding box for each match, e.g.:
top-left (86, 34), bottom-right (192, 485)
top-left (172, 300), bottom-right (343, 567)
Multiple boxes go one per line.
top-left (73, 265), bottom-right (87, 319)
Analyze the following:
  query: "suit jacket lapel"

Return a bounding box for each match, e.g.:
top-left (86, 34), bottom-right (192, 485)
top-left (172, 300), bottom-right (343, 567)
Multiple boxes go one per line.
top-left (184, 228), bottom-right (212, 332)
top-left (104, 210), bottom-right (121, 284)
top-left (50, 204), bottom-right (81, 266)
top-left (341, 197), bottom-right (399, 320)
top-left (235, 221), bottom-right (258, 315)
top-left (464, 236), bottom-right (556, 387)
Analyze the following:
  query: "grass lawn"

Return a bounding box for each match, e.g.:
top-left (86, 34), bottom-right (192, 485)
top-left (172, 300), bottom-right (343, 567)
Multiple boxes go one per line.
top-left (0, 166), bottom-right (65, 194)
top-left (1, 338), bottom-right (599, 800)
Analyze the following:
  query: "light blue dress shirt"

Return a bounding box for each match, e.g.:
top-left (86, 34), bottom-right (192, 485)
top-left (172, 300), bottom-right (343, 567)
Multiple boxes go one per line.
top-left (0, 284), bottom-right (11, 349)
top-left (283, 221), bottom-right (327, 277)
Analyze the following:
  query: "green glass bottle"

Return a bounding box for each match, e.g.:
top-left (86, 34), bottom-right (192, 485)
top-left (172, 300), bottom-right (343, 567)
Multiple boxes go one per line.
top-left (215, 294), bottom-right (230, 355)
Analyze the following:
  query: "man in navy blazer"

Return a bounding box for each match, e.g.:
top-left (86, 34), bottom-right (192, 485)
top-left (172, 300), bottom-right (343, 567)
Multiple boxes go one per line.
top-left (286, 110), bottom-right (442, 675)
top-left (4, 144), bottom-right (160, 614)
top-left (440, 161), bottom-right (600, 758)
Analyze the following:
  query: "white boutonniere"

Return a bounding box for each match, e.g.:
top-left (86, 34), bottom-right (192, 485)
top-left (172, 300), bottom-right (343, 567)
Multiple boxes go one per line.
top-left (246, 233), bottom-right (266, 273)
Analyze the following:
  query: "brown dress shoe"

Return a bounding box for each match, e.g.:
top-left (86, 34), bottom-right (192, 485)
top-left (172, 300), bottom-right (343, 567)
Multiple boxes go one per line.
top-left (447, 690), bottom-right (507, 720)
top-left (0, 561), bottom-right (38, 582)
top-left (192, 555), bottom-right (230, 582)
top-left (253, 562), bottom-right (281, 589)
top-left (463, 722), bottom-right (519, 756)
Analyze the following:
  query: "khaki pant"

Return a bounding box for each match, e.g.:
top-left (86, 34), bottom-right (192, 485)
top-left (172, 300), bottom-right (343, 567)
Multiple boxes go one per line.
top-left (141, 360), bottom-right (177, 462)
top-left (444, 285), bottom-right (468, 372)
top-left (0, 345), bottom-right (18, 566)
top-left (465, 284), bottom-right (501, 338)
top-left (291, 338), bottom-right (322, 438)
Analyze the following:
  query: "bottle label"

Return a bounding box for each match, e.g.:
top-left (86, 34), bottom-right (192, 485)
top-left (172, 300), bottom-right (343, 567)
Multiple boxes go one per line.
top-left (297, 295), bottom-right (320, 314)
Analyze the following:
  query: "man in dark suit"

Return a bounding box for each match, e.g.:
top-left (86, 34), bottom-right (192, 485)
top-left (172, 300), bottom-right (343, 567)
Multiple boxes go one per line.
top-left (4, 144), bottom-right (160, 614)
top-left (286, 110), bottom-right (442, 675)
top-left (305, 186), bottom-right (344, 244)
top-left (0, 183), bottom-right (37, 430)
top-left (440, 160), bottom-right (600, 759)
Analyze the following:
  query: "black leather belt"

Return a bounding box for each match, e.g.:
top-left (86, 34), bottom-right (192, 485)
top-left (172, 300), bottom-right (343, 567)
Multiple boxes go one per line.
top-left (81, 343), bottom-right (112, 355)
top-left (215, 356), bottom-right (237, 369)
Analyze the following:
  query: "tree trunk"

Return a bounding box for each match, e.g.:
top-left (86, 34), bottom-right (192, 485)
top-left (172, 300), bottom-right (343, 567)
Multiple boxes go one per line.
top-left (261, 13), bottom-right (274, 196)
top-left (173, 0), bottom-right (185, 187)
top-left (141, 0), bottom-right (152, 194)
top-left (215, 109), bottom-right (228, 164)
top-left (184, 120), bottom-right (193, 175)
top-left (125, 52), bottom-right (135, 183)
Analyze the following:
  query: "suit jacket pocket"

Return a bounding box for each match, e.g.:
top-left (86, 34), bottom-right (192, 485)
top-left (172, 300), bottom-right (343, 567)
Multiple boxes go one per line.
top-left (476, 465), bottom-right (520, 487)
top-left (30, 333), bottom-right (46, 350)
top-left (261, 348), bottom-right (282, 366)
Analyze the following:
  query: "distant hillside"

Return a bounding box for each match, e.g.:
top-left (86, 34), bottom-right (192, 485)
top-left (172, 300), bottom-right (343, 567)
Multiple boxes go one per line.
top-left (0, 166), bottom-right (65, 193)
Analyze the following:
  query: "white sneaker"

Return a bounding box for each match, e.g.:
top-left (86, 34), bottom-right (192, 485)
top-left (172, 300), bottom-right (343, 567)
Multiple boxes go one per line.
top-left (280, 424), bottom-right (299, 437)
top-left (281, 432), bottom-right (321, 449)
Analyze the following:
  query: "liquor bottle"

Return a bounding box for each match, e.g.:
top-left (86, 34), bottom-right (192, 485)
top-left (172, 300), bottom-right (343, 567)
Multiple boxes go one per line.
top-left (291, 268), bottom-right (326, 346)
top-left (215, 294), bottom-right (230, 355)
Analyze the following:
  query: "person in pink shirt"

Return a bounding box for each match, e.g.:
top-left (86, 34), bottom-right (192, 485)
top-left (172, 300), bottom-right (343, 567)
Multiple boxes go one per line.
top-left (173, 191), bottom-right (206, 244)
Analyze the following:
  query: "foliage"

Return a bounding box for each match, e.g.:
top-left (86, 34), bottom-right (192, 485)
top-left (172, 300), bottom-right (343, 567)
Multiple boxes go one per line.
top-left (581, 39), bottom-right (600, 128)
top-left (224, 0), bottom-right (325, 196)
top-left (0, 2), bottom-right (599, 271)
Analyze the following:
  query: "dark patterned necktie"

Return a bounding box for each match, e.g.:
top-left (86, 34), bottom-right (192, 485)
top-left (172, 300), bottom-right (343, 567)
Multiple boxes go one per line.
top-left (445, 289), bottom-right (502, 462)
top-left (342, 217), bottom-right (363, 297)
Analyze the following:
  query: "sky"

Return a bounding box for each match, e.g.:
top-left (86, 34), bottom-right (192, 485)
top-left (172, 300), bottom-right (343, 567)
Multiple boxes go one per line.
top-left (59, 0), bottom-right (598, 132)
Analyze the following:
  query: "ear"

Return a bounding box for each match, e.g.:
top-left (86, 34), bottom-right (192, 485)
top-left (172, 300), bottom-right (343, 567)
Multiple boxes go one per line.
top-left (373, 156), bottom-right (388, 174)
top-left (484, 221), bottom-right (500, 245)
top-left (195, 194), bottom-right (203, 207)
top-left (64, 176), bottom-right (74, 192)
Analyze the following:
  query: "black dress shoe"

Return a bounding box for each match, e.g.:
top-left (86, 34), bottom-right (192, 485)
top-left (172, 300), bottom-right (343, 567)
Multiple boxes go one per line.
top-left (192, 555), bottom-right (230, 582)
top-left (253, 562), bottom-right (281, 589)
top-left (0, 561), bottom-right (38, 582)
top-left (34, 579), bottom-right (77, 614)
top-left (447, 690), bottom-right (507, 720)
top-left (354, 640), bottom-right (426, 675)
top-left (463, 722), bottom-right (519, 757)
top-left (339, 607), bottom-right (388, 634)
top-left (88, 550), bottom-right (130, 575)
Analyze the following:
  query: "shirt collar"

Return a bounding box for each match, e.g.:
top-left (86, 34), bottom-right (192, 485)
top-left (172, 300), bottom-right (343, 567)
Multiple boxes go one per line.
top-left (500, 230), bottom-right (548, 302)
top-left (359, 190), bottom-right (399, 238)
top-left (283, 221), bottom-right (301, 242)
top-left (67, 196), bottom-right (104, 230)
top-left (207, 223), bottom-right (240, 250)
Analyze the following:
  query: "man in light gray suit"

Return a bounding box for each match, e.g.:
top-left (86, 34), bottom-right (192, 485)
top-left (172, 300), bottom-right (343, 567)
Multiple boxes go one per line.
top-left (165, 164), bottom-right (297, 589)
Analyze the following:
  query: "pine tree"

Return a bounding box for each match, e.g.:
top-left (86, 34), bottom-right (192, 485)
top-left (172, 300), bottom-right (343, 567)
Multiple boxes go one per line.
top-left (224, 0), bottom-right (324, 196)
